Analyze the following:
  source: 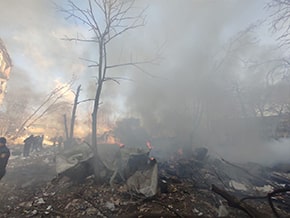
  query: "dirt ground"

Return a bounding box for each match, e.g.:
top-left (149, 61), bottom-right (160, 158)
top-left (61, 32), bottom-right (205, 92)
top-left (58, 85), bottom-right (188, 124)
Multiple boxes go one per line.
top-left (0, 146), bottom-right (57, 217)
top-left (0, 145), bottom-right (289, 218)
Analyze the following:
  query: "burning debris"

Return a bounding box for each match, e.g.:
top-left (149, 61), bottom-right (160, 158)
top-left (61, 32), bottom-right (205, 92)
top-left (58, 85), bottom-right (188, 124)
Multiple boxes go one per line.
top-left (52, 139), bottom-right (290, 217)
top-left (1, 141), bottom-right (290, 217)
top-left (56, 140), bottom-right (158, 197)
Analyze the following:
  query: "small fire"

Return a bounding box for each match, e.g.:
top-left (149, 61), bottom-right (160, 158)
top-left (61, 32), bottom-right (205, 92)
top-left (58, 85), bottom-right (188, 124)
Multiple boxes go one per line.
top-left (177, 148), bottom-right (183, 156)
top-left (148, 157), bottom-right (157, 166)
top-left (146, 140), bottom-right (153, 150)
top-left (117, 142), bottom-right (125, 148)
top-left (103, 133), bottom-right (125, 147)
top-left (106, 135), bottom-right (117, 144)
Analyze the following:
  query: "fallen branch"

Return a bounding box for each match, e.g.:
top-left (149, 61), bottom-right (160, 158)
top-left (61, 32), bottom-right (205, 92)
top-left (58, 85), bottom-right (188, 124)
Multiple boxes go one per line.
top-left (267, 188), bottom-right (290, 218)
top-left (211, 184), bottom-right (267, 218)
top-left (240, 187), bottom-right (290, 218)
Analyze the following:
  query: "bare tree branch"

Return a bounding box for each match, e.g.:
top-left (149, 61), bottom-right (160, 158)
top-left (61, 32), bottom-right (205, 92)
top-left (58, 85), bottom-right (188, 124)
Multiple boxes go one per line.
top-left (61, 35), bottom-right (98, 43)
top-left (15, 80), bottom-right (74, 137)
top-left (267, 0), bottom-right (290, 47)
top-left (59, 0), bottom-right (154, 183)
top-left (77, 98), bottom-right (95, 104)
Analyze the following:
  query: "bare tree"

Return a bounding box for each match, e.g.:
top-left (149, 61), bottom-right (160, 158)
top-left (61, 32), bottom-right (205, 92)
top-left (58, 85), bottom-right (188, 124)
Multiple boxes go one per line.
top-left (59, 0), bottom-right (149, 182)
top-left (69, 84), bottom-right (81, 142)
top-left (265, 1), bottom-right (290, 116)
top-left (14, 80), bottom-right (74, 138)
top-left (268, 0), bottom-right (290, 47)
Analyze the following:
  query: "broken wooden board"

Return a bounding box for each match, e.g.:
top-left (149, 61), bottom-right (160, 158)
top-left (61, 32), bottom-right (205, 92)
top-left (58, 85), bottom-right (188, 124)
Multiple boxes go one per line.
top-left (55, 142), bottom-right (157, 195)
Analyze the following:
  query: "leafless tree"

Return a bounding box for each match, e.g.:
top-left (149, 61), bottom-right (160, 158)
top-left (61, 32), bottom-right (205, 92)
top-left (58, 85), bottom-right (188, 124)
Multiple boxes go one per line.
top-left (59, 0), bottom-right (150, 182)
top-left (14, 80), bottom-right (74, 138)
top-left (69, 84), bottom-right (81, 142)
top-left (268, 0), bottom-right (290, 47)
top-left (265, 0), bottom-right (290, 80)
top-left (265, 1), bottom-right (290, 116)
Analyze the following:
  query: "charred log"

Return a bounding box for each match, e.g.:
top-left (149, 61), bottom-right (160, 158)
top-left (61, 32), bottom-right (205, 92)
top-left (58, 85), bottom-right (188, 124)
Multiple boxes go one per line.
top-left (211, 184), bottom-right (268, 218)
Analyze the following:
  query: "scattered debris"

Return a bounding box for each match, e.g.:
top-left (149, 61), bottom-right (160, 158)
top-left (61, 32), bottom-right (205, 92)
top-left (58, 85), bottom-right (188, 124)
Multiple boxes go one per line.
top-left (0, 144), bottom-right (290, 217)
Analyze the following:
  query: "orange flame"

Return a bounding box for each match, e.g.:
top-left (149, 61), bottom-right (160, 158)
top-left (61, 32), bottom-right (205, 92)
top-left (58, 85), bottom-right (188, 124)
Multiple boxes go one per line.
top-left (146, 140), bottom-right (153, 150)
top-left (177, 148), bottom-right (183, 156)
top-left (106, 135), bottom-right (117, 144)
top-left (117, 142), bottom-right (125, 148)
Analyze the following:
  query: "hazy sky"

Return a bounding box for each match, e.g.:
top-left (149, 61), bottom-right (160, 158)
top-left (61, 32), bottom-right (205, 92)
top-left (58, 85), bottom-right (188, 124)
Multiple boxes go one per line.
top-left (0, 0), bottom-right (271, 95)
top-left (3, 0), bottom-right (287, 164)
top-left (0, 0), bottom-right (276, 124)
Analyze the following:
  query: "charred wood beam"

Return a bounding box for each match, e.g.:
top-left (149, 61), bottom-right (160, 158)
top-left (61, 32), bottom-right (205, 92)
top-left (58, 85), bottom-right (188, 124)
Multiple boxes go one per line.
top-left (212, 184), bottom-right (290, 218)
top-left (267, 188), bottom-right (290, 218)
top-left (240, 188), bottom-right (290, 218)
top-left (211, 184), bottom-right (267, 218)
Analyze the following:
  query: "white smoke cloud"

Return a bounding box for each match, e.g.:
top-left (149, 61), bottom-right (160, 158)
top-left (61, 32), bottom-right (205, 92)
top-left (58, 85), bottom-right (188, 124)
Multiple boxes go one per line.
top-left (2, 0), bottom-right (287, 165)
top-left (0, 0), bottom-right (89, 93)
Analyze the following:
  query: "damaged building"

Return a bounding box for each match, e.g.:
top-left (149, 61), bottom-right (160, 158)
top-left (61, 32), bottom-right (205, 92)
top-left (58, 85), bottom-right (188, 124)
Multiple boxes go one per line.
top-left (0, 38), bottom-right (12, 105)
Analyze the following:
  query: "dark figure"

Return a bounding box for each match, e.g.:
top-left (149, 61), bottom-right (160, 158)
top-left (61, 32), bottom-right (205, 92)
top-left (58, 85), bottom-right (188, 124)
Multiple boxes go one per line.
top-left (23, 135), bottom-right (34, 157)
top-left (38, 135), bottom-right (44, 150)
top-left (0, 137), bottom-right (10, 180)
top-left (57, 136), bottom-right (63, 149)
top-left (30, 135), bottom-right (38, 153)
top-left (31, 135), bottom-right (44, 152)
top-left (52, 136), bottom-right (57, 147)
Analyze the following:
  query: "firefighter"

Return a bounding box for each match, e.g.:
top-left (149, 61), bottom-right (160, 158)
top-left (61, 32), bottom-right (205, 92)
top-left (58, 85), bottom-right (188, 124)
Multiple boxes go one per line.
top-left (23, 135), bottom-right (34, 157)
top-left (0, 137), bottom-right (10, 180)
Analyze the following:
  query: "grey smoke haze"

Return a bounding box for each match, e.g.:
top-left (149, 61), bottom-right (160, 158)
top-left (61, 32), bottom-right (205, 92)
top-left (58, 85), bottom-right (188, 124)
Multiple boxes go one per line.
top-left (120, 0), bottom-right (288, 165)
top-left (1, 0), bottom-right (288, 165)
top-left (0, 0), bottom-right (88, 92)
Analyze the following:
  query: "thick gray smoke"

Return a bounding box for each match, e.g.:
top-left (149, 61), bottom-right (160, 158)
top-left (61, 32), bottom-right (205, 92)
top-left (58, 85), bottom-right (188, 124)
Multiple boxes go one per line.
top-left (0, 0), bottom-right (89, 93)
top-left (2, 0), bottom-right (289, 165)
top-left (117, 0), bottom-right (289, 165)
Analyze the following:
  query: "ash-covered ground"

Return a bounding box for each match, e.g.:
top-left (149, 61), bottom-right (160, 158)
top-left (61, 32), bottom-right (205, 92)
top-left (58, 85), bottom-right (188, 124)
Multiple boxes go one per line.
top-left (0, 144), bottom-right (289, 218)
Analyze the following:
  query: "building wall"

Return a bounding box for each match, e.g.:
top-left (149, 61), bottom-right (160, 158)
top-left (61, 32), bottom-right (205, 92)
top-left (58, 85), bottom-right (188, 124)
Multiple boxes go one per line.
top-left (0, 38), bottom-right (12, 105)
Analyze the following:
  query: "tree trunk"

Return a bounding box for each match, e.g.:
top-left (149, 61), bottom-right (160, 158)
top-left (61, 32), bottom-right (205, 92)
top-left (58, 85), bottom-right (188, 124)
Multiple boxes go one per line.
top-left (57, 0), bottom-right (148, 185)
top-left (91, 77), bottom-right (105, 183)
top-left (63, 114), bottom-right (69, 141)
top-left (69, 85), bottom-right (81, 142)
top-left (211, 184), bottom-right (268, 218)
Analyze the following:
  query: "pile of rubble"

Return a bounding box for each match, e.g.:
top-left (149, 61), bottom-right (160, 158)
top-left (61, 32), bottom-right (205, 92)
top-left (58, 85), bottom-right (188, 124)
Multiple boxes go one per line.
top-left (0, 143), bottom-right (290, 217)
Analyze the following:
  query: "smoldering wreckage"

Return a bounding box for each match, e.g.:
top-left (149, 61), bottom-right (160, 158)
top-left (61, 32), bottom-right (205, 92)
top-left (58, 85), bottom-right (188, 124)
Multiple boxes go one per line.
top-left (0, 132), bottom-right (290, 218)
top-left (1, 39), bottom-right (290, 217)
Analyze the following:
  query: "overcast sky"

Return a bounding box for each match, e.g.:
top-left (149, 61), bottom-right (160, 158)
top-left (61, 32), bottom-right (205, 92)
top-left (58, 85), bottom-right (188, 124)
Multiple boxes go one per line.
top-left (0, 0), bottom-right (271, 95)
top-left (0, 0), bottom-right (277, 126)
top-left (3, 0), bottom-right (290, 164)
top-left (0, 0), bottom-right (276, 129)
